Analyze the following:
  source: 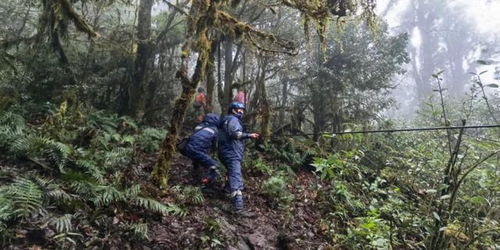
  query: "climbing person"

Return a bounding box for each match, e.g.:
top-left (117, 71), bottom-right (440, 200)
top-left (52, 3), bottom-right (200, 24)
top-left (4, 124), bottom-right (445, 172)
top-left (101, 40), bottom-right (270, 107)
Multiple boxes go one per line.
top-left (193, 87), bottom-right (207, 123)
top-left (233, 88), bottom-right (245, 105)
top-left (179, 113), bottom-right (220, 186)
top-left (218, 102), bottom-right (259, 215)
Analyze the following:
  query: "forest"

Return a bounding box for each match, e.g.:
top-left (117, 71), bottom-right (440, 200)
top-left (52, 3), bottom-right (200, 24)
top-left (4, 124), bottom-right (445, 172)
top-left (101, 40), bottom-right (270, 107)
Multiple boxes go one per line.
top-left (0, 0), bottom-right (499, 249)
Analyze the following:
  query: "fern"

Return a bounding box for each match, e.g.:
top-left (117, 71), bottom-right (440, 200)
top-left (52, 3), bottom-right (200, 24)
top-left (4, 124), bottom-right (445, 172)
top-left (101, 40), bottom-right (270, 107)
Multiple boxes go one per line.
top-left (133, 197), bottom-right (186, 216)
top-left (104, 147), bottom-right (132, 168)
top-left (127, 222), bottom-right (149, 240)
top-left (49, 214), bottom-right (73, 233)
top-left (136, 128), bottom-right (166, 153)
top-left (10, 135), bottom-right (72, 173)
top-left (261, 176), bottom-right (294, 209)
top-left (5, 178), bottom-right (45, 219)
top-left (0, 125), bottom-right (23, 149)
top-left (85, 111), bottom-right (118, 133)
top-left (92, 185), bottom-right (127, 206)
top-left (43, 141), bottom-right (72, 173)
top-left (46, 189), bottom-right (75, 203)
top-left (182, 186), bottom-right (205, 205)
top-left (29, 176), bottom-right (74, 203)
top-left (0, 191), bottom-right (13, 229)
top-left (52, 232), bottom-right (82, 246)
top-left (118, 116), bottom-right (139, 131)
top-left (125, 184), bottom-right (141, 197)
top-left (0, 111), bottom-right (25, 128)
top-left (76, 159), bottom-right (104, 183)
top-left (0, 192), bottom-right (13, 243)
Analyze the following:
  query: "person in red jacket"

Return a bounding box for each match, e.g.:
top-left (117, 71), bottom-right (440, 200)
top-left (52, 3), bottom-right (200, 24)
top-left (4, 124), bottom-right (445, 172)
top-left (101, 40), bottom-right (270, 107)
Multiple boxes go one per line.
top-left (233, 88), bottom-right (245, 104)
top-left (193, 87), bottom-right (207, 123)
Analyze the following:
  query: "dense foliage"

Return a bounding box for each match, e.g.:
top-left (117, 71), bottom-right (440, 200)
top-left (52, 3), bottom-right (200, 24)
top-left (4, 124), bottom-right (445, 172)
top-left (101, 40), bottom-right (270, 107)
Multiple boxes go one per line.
top-left (0, 0), bottom-right (499, 248)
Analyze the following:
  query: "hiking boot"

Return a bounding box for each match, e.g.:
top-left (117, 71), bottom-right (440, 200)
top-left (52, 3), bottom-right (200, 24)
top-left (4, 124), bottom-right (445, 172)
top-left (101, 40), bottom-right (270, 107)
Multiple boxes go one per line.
top-left (233, 208), bottom-right (257, 218)
top-left (231, 190), bottom-right (244, 209)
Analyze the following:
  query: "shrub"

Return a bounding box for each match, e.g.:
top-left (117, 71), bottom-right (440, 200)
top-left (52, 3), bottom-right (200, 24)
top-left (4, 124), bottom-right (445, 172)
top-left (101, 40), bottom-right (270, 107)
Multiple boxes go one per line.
top-left (261, 176), bottom-right (294, 209)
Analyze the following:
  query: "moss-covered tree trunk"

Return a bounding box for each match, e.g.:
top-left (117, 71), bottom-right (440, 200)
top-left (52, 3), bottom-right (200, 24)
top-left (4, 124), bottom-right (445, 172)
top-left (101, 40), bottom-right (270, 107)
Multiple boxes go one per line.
top-left (151, 0), bottom-right (216, 189)
top-left (258, 58), bottom-right (271, 139)
top-left (205, 40), bottom-right (218, 112)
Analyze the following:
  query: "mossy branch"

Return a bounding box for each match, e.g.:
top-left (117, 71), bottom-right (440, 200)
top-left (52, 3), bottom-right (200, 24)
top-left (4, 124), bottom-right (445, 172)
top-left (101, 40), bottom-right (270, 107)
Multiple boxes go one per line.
top-left (57, 0), bottom-right (99, 38)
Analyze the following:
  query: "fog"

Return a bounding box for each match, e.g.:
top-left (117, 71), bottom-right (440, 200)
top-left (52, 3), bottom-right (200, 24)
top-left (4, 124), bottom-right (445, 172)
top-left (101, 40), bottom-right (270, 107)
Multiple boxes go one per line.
top-left (376, 0), bottom-right (500, 118)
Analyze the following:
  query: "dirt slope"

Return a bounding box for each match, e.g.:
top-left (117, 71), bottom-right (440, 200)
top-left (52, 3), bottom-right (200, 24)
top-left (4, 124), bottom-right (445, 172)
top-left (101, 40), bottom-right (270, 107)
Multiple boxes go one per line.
top-left (147, 156), bottom-right (331, 249)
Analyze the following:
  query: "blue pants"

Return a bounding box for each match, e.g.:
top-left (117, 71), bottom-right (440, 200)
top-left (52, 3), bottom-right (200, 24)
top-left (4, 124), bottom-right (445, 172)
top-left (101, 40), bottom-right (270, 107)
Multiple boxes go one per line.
top-left (185, 148), bottom-right (218, 168)
top-left (221, 158), bottom-right (244, 209)
top-left (185, 148), bottom-right (218, 182)
top-left (222, 159), bottom-right (243, 191)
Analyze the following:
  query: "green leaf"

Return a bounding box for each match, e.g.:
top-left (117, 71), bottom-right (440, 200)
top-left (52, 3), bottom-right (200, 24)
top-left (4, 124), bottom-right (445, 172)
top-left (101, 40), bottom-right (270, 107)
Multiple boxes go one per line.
top-left (433, 212), bottom-right (441, 221)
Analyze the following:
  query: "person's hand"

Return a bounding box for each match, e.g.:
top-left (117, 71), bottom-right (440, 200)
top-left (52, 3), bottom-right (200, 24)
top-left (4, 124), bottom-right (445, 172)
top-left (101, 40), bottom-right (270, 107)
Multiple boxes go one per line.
top-left (249, 133), bottom-right (260, 139)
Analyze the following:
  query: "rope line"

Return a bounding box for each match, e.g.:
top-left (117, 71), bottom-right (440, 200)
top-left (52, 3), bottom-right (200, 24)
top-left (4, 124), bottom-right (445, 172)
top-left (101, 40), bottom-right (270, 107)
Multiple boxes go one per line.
top-left (270, 124), bottom-right (500, 137)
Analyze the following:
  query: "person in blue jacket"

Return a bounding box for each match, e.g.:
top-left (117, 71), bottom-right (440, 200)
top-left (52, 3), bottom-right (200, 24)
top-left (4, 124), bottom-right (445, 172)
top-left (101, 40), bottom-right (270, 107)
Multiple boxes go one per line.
top-left (181, 113), bottom-right (220, 185)
top-left (218, 102), bottom-right (259, 214)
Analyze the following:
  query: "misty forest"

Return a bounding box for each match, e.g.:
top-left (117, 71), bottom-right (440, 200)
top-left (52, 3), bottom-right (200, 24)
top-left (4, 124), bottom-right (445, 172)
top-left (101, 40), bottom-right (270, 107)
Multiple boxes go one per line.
top-left (1, 0), bottom-right (499, 249)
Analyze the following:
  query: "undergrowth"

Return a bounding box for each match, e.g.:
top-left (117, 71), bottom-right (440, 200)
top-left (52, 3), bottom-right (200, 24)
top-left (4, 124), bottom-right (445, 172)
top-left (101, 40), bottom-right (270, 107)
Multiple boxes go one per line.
top-left (0, 104), bottom-right (178, 248)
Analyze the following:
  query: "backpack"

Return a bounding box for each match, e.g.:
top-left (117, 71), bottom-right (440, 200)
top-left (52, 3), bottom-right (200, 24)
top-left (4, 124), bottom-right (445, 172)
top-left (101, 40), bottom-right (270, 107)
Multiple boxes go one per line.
top-left (176, 123), bottom-right (215, 155)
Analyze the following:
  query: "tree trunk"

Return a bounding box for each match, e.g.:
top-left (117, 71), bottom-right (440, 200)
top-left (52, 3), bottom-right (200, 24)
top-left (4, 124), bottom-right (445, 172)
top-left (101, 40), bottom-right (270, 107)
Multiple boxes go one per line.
top-left (206, 40), bottom-right (218, 112)
top-left (278, 76), bottom-right (289, 125)
top-left (223, 37), bottom-right (234, 108)
top-left (152, 0), bottom-right (216, 189)
top-left (258, 59), bottom-right (271, 138)
top-left (128, 0), bottom-right (154, 119)
top-left (311, 79), bottom-right (327, 142)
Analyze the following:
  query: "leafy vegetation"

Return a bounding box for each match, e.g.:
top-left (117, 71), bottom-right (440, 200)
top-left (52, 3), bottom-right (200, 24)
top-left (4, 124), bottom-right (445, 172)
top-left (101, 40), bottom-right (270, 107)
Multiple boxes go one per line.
top-left (0, 107), bottom-right (182, 247)
top-left (0, 0), bottom-right (499, 248)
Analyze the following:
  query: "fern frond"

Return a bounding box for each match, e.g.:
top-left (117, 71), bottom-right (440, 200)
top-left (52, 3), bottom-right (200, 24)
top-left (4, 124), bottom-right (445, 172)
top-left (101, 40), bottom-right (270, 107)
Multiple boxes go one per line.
top-left (0, 125), bottom-right (24, 148)
top-left (141, 128), bottom-right (165, 140)
top-left (69, 181), bottom-right (94, 196)
top-left (127, 222), bottom-right (149, 240)
top-left (119, 116), bottom-right (138, 131)
top-left (104, 147), bottom-right (132, 167)
top-left (182, 186), bottom-right (205, 205)
top-left (6, 178), bottom-right (44, 219)
top-left (133, 197), bottom-right (186, 216)
top-left (43, 141), bottom-right (72, 172)
top-left (0, 111), bottom-right (25, 128)
top-left (29, 176), bottom-right (74, 202)
top-left (92, 185), bottom-right (126, 207)
top-left (10, 135), bottom-right (72, 173)
top-left (46, 189), bottom-right (75, 203)
top-left (49, 214), bottom-right (73, 233)
top-left (53, 231), bottom-right (82, 246)
top-left (30, 175), bottom-right (53, 187)
top-left (125, 184), bottom-right (141, 198)
top-left (9, 136), bottom-right (34, 156)
top-left (85, 111), bottom-right (118, 133)
top-left (0, 193), bottom-right (13, 222)
top-left (76, 159), bottom-right (104, 183)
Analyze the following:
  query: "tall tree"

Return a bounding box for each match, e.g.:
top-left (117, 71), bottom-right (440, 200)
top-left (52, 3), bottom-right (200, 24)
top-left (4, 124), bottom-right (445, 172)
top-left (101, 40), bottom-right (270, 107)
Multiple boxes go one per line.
top-left (128, 0), bottom-right (154, 119)
top-left (305, 22), bottom-right (408, 140)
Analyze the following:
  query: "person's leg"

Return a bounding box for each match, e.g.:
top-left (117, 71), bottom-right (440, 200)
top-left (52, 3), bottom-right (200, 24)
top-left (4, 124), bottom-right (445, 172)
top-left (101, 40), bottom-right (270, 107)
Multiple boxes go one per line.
top-left (191, 160), bottom-right (202, 184)
top-left (226, 159), bottom-right (244, 210)
top-left (190, 150), bottom-right (219, 184)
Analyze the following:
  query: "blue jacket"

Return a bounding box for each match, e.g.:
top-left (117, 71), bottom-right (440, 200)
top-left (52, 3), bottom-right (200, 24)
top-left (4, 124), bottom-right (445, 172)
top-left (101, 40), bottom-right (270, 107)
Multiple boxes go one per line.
top-left (218, 114), bottom-right (250, 161)
top-left (185, 113), bottom-right (219, 155)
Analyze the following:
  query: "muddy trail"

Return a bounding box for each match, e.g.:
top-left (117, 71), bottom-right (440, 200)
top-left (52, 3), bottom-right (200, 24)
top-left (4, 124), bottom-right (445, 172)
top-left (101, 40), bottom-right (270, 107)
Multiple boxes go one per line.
top-left (144, 155), bottom-right (331, 249)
